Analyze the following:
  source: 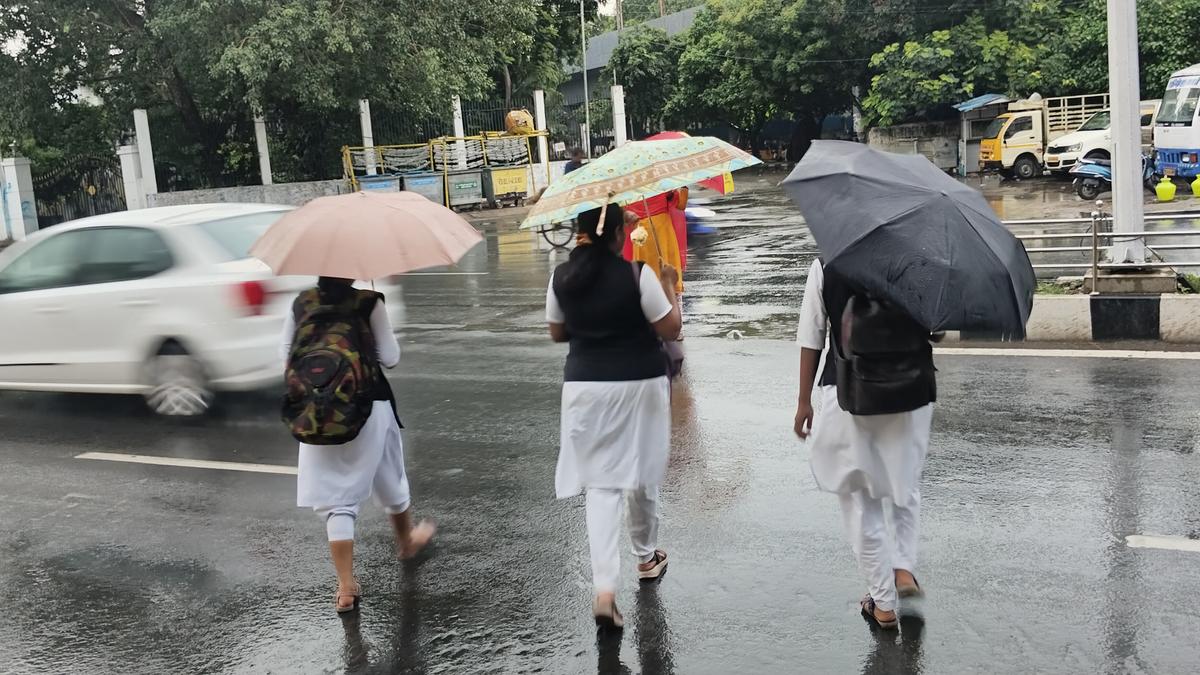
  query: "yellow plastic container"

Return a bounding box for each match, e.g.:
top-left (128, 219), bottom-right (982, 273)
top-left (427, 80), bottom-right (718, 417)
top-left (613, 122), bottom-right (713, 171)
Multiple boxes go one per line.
top-left (1192, 175), bottom-right (1200, 197)
top-left (1156, 176), bottom-right (1177, 202)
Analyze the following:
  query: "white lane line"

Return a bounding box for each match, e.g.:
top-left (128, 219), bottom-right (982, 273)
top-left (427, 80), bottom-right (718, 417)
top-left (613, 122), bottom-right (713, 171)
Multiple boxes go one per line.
top-left (936, 347), bottom-right (1200, 360)
top-left (1126, 534), bottom-right (1200, 553)
top-left (76, 452), bottom-right (296, 475)
top-left (402, 272), bottom-right (488, 276)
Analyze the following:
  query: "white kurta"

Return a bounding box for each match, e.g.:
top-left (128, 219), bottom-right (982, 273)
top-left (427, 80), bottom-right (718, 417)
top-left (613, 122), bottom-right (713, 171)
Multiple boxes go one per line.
top-left (547, 264), bottom-right (674, 499)
top-left (797, 260), bottom-right (931, 508)
top-left (280, 299), bottom-right (409, 509)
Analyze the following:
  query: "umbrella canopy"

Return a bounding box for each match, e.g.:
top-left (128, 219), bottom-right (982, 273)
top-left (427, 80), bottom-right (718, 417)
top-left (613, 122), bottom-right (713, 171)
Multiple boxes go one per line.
top-left (644, 131), bottom-right (734, 195)
top-left (521, 136), bottom-right (760, 229)
top-left (781, 141), bottom-right (1035, 337)
top-left (250, 190), bottom-right (482, 279)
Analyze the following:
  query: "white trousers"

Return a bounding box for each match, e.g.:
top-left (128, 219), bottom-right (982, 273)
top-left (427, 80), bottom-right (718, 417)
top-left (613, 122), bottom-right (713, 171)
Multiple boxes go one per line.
top-left (316, 492), bottom-right (412, 542)
top-left (838, 488), bottom-right (920, 612)
top-left (585, 487), bottom-right (660, 593)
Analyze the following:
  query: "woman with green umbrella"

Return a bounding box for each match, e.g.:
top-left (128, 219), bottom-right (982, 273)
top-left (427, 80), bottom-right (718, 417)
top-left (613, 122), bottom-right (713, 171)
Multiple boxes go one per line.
top-left (545, 203), bottom-right (681, 629)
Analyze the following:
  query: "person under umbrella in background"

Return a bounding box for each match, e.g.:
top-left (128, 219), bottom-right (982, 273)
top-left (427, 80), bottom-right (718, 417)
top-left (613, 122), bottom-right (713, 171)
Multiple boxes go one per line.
top-left (622, 188), bottom-right (687, 298)
top-left (546, 203), bottom-right (681, 630)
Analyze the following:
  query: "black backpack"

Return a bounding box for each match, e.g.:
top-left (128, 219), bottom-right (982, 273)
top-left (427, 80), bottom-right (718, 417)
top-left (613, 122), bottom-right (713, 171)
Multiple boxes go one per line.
top-left (832, 295), bottom-right (936, 416)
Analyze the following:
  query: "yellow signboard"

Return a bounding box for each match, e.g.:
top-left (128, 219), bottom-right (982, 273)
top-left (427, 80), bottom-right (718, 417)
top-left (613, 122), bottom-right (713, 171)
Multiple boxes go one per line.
top-left (491, 167), bottom-right (528, 195)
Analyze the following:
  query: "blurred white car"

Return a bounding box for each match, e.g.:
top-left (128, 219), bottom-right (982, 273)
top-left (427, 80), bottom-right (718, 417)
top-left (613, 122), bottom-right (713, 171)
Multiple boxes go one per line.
top-left (0, 203), bottom-right (404, 416)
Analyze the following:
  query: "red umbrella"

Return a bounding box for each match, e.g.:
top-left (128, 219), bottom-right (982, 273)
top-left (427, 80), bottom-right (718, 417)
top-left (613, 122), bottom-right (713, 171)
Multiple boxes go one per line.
top-left (644, 131), bottom-right (733, 194)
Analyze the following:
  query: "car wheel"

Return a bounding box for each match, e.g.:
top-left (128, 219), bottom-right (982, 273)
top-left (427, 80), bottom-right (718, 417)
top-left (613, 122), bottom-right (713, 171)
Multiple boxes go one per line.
top-left (1084, 151), bottom-right (1110, 162)
top-left (1014, 156), bottom-right (1039, 180)
top-left (144, 342), bottom-right (213, 417)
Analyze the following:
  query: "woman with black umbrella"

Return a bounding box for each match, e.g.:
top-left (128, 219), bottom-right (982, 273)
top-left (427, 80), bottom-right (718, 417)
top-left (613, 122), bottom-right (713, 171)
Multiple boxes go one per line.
top-left (784, 141), bottom-right (1033, 630)
top-left (794, 260), bottom-right (932, 630)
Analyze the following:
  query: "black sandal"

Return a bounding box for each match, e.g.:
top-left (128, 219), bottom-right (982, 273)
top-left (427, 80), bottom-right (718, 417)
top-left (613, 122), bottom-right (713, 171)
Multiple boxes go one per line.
top-left (860, 595), bottom-right (898, 630)
top-left (637, 549), bottom-right (668, 582)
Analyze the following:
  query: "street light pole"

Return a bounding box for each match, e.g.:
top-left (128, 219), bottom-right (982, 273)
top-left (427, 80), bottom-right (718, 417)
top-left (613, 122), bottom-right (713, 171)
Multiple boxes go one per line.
top-left (1107, 0), bottom-right (1146, 263)
top-left (580, 0), bottom-right (592, 159)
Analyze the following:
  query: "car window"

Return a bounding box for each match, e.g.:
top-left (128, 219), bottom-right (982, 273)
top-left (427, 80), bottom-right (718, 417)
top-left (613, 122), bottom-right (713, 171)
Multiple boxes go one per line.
top-left (1005, 117), bottom-right (1033, 139)
top-left (0, 230), bottom-right (89, 294)
top-left (1079, 111), bottom-right (1111, 131)
top-left (75, 227), bottom-right (174, 285)
top-left (194, 211), bottom-right (288, 261)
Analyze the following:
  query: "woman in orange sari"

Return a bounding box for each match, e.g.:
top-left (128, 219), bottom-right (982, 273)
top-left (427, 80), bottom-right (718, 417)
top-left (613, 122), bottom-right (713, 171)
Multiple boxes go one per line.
top-left (622, 187), bottom-right (688, 296)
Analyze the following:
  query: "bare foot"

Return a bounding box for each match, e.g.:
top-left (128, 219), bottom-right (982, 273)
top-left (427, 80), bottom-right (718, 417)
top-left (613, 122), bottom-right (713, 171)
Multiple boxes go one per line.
top-left (398, 521), bottom-right (437, 560)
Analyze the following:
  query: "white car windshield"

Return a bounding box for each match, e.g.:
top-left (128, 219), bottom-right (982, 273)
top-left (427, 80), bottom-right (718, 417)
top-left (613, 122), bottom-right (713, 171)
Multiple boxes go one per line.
top-left (1078, 111), bottom-right (1110, 131)
top-left (195, 211), bottom-right (288, 260)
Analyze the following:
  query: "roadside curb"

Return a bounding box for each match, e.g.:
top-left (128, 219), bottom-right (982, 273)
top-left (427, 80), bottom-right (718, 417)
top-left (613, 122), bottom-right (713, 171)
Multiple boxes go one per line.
top-left (950, 293), bottom-right (1200, 343)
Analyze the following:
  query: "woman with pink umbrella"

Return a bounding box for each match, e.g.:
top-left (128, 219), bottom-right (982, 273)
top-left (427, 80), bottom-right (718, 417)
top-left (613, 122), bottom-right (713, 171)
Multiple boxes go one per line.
top-left (252, 190), bottom-right (482, 613)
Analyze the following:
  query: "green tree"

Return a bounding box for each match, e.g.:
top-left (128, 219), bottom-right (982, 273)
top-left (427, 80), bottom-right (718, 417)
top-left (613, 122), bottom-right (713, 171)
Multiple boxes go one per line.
top-left (1, 1), bottom-right (545, 184)
top-left (862, 18), bottom-right (1045, 126)
top-left (607, 25), bottom-right (681, 137)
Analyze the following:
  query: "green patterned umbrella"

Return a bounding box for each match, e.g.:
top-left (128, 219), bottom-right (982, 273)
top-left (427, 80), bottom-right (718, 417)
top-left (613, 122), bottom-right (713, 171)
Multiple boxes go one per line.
top-left (521, 136), bottom-right (761, 229)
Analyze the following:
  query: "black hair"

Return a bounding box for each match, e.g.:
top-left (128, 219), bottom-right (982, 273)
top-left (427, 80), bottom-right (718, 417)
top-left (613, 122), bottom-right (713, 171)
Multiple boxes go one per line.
top-left (317, 276), bottom-right (355, 302)
top-left (557, 204), bottom-right (625, 295)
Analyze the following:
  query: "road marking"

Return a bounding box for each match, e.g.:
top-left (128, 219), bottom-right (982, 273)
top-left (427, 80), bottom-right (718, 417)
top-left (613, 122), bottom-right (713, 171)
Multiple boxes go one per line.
top-left (936, 347), bottom-right (1200, 360)
top-left (403, 272), bottom-right (488, 276)
top-left (1126, 534), bottom-right (1200, 553)
top-left (76, 452), bottom-right (296, 475)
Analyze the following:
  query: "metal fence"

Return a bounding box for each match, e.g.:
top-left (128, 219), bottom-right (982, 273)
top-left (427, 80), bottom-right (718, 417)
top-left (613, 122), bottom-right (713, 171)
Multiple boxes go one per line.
top-left (1014, 210), bottom-right (1200, 288)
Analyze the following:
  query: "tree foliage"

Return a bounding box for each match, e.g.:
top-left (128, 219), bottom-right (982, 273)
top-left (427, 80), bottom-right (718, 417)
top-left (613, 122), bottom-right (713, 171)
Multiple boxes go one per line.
top-left (0, 1), bottom-right (560, 184)
top-left (607, 26), bottom-right (682, 136)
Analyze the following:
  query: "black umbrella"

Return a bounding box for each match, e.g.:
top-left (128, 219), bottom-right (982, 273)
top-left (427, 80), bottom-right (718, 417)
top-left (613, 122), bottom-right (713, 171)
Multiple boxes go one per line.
top-left (782, 141), bottom-right (1035, 338)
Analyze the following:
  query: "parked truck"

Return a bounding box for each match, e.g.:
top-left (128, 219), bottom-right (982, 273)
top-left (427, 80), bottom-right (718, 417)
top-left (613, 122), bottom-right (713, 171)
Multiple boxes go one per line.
top-left (979, 93), bottom-right (1110, 178)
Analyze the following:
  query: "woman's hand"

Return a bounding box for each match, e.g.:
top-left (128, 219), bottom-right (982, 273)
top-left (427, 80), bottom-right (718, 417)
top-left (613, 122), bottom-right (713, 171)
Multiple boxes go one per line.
top-left (794, 399), bottom-right (814, 439)
top-left (659, 264), bottom-right (680, 289)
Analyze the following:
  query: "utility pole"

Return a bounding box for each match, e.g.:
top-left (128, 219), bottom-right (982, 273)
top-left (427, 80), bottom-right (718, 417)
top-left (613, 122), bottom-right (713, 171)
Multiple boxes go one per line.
top-left (659, 0), bottom-right (666, 17)
top-left (1106, 0), bottom-right (1146, 263)
top-left (580, 0), bottom-right (592, 158)
top-left (616, 0), bottom-right (624, 30)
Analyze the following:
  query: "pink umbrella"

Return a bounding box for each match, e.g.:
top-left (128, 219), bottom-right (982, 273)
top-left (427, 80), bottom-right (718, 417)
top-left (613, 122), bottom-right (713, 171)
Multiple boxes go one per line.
top-left (250, 191), bottom-right (483, 279)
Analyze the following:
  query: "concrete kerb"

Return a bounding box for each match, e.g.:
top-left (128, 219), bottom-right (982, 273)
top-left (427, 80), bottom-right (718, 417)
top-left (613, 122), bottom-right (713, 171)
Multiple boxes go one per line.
top-left (948, 293), bottom-right (1200, 344)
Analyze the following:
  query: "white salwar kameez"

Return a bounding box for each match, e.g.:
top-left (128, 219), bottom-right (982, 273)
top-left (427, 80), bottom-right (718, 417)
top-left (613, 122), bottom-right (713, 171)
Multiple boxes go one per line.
top-left (798, 260), bottom-right (931, 611)
top-left (281, 301), bottom-right (410, 542)
top-left (547, 263), bottom-right (673, 592)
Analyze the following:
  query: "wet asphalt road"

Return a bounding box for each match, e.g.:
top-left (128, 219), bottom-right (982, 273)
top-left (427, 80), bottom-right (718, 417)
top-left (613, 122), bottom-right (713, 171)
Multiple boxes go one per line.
top-left (2, 178), bottom-right (1200, 674)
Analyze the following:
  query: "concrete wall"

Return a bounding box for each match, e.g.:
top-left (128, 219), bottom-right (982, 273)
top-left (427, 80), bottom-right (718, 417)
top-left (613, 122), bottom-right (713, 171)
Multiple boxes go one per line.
top-left (947, 293), bottom-right (1200, 343)
top-left (867, 121), bottom-right (959, 171)
top-left (147, 179), bottom-right (347, 208)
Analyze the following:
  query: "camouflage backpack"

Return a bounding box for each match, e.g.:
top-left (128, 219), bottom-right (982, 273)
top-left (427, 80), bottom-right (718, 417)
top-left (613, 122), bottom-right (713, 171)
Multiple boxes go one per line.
top-left (282, 288), bottom-right (382, 445)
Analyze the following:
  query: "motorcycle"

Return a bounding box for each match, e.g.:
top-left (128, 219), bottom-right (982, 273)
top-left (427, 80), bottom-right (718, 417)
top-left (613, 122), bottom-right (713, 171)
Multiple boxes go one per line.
top-left (1070, 154), bottom-right (1157, 201)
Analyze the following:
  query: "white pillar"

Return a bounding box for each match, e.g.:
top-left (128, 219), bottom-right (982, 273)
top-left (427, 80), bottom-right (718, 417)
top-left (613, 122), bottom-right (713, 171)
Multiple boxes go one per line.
top-left (451, 95), bottom-right (468, 170)
top-left (580, 0), bottom-right (592, 159)
top-left (359, 99), bottom-right (377, 176)
top-left (611, 85), bottom-right (628, 147)
top-left (1106, 0), bottom-right (1146, 263)
top-left (533, 89), bottom-right (550, 184)
top-left (580, 123), bottom-right (590, 157)
top-left (132, 109), bottom-right (159, 195)
top-left (1, 156), bottom-right (38, 241)
top-left (852, 85), bottom-right (865, 140)
top-left (117, 145), bottom-right (146, 210)
top-left (253, 114), bottom-right (273, 186)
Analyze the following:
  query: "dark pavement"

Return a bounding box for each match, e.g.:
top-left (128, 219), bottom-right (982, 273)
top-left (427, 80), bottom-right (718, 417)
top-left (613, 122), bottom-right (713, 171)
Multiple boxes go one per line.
top-left (2, 179), bottom-right (1200, 674)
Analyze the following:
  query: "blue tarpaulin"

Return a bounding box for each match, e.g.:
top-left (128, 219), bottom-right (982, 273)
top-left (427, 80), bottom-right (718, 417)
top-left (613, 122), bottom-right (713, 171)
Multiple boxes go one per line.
top-left (954, 94), bottom-right (1009, 112)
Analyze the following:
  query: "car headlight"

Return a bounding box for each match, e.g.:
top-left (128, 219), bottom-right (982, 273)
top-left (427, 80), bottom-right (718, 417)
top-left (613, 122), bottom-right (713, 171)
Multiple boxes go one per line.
top-left (1065, 144), bottom-right (1082, 153)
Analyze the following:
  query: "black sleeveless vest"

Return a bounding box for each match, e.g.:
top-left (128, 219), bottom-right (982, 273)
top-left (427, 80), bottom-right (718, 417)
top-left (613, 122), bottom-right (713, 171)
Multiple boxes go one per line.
top-left (552, 253), bottom-right (667, 382)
